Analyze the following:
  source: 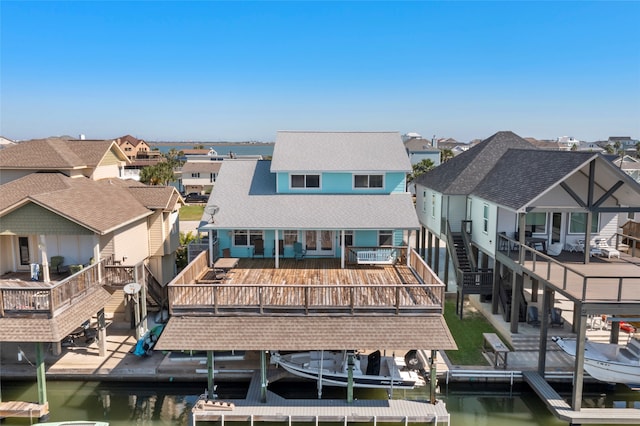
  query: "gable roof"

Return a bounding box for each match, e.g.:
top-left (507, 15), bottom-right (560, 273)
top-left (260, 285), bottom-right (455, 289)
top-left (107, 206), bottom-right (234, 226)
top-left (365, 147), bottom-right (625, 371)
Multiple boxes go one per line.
top-left (117, 134), bottom-right (148, 147)
top-left (472, 149), bottom-right (597, 210)
top-left (0, 138), bottom-right (128, 170)
top-left (404, 138), bottom-right (439, 152)
top-left (181, 161), bottom-right (222, 173)
top-left (106, 178), bottom-right (183, 210)
top-left (0, 173), bottom-right (153, 234)
top-left (270, 131), bottom-right (411, 172)
top-left (415, 131), bottom-right (537, 194)
top-left (200, 160), bottom-right (419, 230)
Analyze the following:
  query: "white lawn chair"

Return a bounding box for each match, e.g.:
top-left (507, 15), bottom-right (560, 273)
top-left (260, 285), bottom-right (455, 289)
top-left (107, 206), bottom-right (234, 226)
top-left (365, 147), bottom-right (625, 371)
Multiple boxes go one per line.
top-left (596, 239), bottom-right (620, 259)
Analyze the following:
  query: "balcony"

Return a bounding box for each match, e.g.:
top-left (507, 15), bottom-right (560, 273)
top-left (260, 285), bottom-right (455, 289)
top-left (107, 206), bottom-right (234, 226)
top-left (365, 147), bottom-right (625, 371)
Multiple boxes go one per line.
top-left (167, 247), bottom-right (445, 316)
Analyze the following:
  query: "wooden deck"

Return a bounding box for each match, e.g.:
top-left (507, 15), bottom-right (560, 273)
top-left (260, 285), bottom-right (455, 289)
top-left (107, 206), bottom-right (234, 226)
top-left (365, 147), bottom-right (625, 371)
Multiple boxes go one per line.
top-left (169, 256), bottom-right (445, 316)
top-left (192, 372), bottom-right (450, 425)
top-left (523, 371), bottom-right (640, 424)
top-left (496, 239), bottom-right (640, 304)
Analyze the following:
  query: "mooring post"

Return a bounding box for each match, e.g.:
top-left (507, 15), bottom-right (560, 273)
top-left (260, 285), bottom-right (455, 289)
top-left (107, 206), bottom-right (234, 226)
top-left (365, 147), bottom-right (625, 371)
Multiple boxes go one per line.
top-left (36, 342), bottom-right (47, 405)
top-left (207, 350), bottom-right (215, 400)
top-left (347, 353), bottom-right (354, 403)
top-left (260, 350), bottom-right (267, 403)
top-left (430, 349), bottom-right (437, 404)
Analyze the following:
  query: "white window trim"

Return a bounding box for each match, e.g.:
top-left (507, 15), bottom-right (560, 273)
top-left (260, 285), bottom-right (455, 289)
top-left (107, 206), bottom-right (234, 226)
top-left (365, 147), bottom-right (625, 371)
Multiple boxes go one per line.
top-left (352, 173), bottom-right (384, 190)
top-left (289, 173), bottom-right (321, 190)
top-left (483, 204), bottom-right (489, 235)
top-left (378, 230), bottom-right (393, 246)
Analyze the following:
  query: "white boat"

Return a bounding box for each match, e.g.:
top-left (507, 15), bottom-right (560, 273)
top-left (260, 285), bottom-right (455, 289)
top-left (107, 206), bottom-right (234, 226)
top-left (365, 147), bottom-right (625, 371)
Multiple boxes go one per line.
top-left (553, 335), bottom-right (640, 389)
top-left (33, 422), bottom-right (109, 426)
top-left (270, 350), bottom-right (425, 389)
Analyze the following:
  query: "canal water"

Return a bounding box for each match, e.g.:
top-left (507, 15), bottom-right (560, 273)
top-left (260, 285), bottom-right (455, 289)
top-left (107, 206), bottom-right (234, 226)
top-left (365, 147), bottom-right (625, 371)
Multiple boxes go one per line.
top-left (1, 380), bottom-right (638, 426)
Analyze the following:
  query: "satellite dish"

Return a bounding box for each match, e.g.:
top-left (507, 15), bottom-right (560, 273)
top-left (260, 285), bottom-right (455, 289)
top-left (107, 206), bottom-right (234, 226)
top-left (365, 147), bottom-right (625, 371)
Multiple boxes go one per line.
top-left (123, 282), bottom-right (141, 295)
top-left (204, 205), bottom-right (220, 223)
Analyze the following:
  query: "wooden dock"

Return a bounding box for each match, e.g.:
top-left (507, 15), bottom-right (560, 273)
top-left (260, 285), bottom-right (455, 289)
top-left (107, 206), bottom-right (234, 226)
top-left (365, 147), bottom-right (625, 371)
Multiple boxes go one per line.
top-left (0, 400), bottom-right (49, 421)
top-left (192, 372), bottom-right (450, 425)
top-left (523, 371), bottom-right (640, 424)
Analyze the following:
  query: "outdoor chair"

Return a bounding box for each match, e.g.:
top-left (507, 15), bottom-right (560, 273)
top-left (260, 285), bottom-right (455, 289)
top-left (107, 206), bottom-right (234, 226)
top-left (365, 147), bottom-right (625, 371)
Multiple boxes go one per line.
top-left (527, 305), bottom-right (541, 327)
top-left (550, 307), bottom-right (565, 328)
top-left (293, 242), bottom-right (307, 261)
top-left (222, 248), bottom-right (231, 258)
top-left (596, 239), bottom-right (620, 259)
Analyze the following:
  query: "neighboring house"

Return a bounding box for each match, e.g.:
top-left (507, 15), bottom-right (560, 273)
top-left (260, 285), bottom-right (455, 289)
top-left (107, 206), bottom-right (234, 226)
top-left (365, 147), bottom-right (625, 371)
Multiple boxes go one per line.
top-left (613, 155), bottom-right (640, 184)
top-left (0, 173), bottom-right (183, 286)
top-left (404, 137), bottom-right (441, 166)
top-left (414, 130), bottom-right (640, 410)
top-left (115, 135), bottom-right (164, 181)
top-left (0, 136), bottom-right (16, 150)
top-left (200, 131), bottom-right (421, 260)
top-left (608, 136), bottom-right (638, 151)
top-left (178, 160), bottom-right (222, 194)
top-left (435, 139), bottom-right (469, 156)
top-left (0, 137), bottom-right (130, 184)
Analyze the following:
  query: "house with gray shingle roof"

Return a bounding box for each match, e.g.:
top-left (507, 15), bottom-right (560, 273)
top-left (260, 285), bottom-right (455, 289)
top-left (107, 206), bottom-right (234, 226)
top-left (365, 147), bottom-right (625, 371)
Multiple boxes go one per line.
top-left (199, 131), bottom-right (420, 260)
top-left (0, 137), bottom-right (130, 184)
top-left (414, 130), bottom-right (640, 410)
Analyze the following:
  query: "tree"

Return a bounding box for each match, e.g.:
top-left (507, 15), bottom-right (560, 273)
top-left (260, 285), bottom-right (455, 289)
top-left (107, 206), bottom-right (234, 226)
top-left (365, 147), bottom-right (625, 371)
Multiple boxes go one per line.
top-left (193, 144), bottom-right (205, 150)
top-left (408, 159), bottom-right (435, 183)
top-left (441, 149), bottom-right (454, 163)
top-left (571, 144), bottom-right (578, 151)
top-left (176, 231), bottom-right (197, 270)
top-left (140, 161), bottom-right (176, 185)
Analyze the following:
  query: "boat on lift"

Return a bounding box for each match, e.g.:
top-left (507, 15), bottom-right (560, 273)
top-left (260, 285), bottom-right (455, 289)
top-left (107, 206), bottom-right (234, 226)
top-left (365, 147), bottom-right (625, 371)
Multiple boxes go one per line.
top-left (270, 350), bottom-right (425, 389)
top-left (553, 335), bottom-right (640, 390)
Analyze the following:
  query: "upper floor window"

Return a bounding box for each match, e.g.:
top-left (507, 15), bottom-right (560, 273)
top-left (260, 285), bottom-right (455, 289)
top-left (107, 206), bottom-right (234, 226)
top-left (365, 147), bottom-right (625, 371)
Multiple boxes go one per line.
top-left (191, 172), bottom-right (200, 178)
top-left (569, 213), bottom-right (599, 234)
top-left (483, 204), bottom-right (489, 234)
top-left (431, 194), bottom-right (436, 218)
top-left (378, 230), bottom-right (393, 246)
top-left (354, 174), bottom-right (383, 189)
top-left (422, 191), bottom-right (427, 213)
top-left (342, 230), bottom-right (354, 246)
top-left (291, 174), bottom-right (320, 189)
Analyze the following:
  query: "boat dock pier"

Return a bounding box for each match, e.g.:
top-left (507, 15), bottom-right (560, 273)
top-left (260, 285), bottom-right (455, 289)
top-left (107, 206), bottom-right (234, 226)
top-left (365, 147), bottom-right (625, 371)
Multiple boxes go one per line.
top-left (192, 373), bottom-right (450, 426)
top-left (0, 400), bottom-right (49, 422)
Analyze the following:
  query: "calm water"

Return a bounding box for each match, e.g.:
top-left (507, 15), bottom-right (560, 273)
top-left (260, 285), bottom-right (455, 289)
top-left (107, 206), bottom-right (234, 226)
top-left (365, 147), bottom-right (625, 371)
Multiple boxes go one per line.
top-left (1, 380), bottom-right (638, 426)
top-left (152, 143), bottom-right (274, 157)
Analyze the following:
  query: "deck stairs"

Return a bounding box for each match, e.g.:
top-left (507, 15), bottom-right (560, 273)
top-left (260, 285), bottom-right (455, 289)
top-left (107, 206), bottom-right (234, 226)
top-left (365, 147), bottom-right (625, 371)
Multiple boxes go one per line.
top-left (104, 289), bottom-right (127, 324)
top-left (452, 233), bottom-right (473, 273)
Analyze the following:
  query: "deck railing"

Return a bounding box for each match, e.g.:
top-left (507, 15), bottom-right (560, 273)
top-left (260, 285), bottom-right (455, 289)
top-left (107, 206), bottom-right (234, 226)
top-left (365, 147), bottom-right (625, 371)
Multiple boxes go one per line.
top-left (0, 260), bottom-right (107, 318)
top-left (496, 233), bottom-right (640, 303)
top-left (167, 248), bottom-right (445, 316)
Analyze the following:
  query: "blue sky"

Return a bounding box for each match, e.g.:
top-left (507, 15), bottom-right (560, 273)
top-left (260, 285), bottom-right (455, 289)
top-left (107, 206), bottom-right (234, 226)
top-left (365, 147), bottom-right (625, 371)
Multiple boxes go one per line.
top-left (1, 1), bottom-right (639, 142)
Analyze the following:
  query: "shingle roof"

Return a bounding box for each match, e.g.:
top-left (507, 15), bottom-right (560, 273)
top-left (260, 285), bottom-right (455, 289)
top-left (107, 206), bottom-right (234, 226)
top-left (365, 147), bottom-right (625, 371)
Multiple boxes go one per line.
top-left (0, 174), bottom-right (153, 234)
top-left (404, 138), bottom-right (439, 152)
top-left (181, 161), bottom-right (222, 173)
top-left (156, 315), bottom-right (457, 351)
top-left (472, 149), bottom-right (597, 210)
top-left (415, 131), bottom-right (537, 194)
top-left (0, 138), bottom-right (125, 169)
top-left (200, 160), bottom-right (419, 230)
top-left (0, 287), bottom-right (112, 342)
top-left (271, 131), bottom-right (412, 172)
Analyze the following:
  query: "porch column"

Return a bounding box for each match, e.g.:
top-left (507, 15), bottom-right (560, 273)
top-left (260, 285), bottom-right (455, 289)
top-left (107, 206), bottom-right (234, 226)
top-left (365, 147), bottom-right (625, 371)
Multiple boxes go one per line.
top-left (491, 261), bottom-right (501, 314)
top-left (39, 235), bottom-right (50, 283)
top-left (517, 213), bottom-right (526, 264)
top-left (443, 247), bottom-right (450, 292)
top-left (340, 230), bottom-right (345, 269)
top-left (433, 236), bottom-right (440, 276)
top-left (537, 285), bottom-right (551, 374)
top-left (571, 313), bottom-right (588, 411)
top-left (98, 309), bottom-right (107, 357)
top-left (414, 227), bottom-right (420, 253)
top-left (510, 272), bottom-right (522, 333)
top-left (93, 237), bottom-right (101, 281)
top-left (135, 265), bottom-right (148, 335)
top-left (208, 230), bottom-right (214, 267)
top-left (427, 231), bottom-right (433, 266)
top-left (406, 230), bottom-right (411, 267)
top-left (584, 212), bottom-right (592, 264)
top-left (420, 225), bottom-right (426, 257)
top-left (530, 276), bottom-right (539, 303)
top-left (275, 230), bottom-right (280, 269)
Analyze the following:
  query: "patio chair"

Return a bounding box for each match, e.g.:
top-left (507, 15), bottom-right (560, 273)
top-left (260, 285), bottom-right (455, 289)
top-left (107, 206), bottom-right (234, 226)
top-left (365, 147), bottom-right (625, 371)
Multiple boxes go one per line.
top-left (50, 256), bottom-right (70, 274)
top-left (293, 242), bottom-right (306, 261)
top-left (253, 239), bottom-right (265, 258)
top-left (550, 307), bottom-right (565, 328)
top-left (527, 305), bottom-right (541, 327)
top-left (596, 239), bottom-right (620, 259)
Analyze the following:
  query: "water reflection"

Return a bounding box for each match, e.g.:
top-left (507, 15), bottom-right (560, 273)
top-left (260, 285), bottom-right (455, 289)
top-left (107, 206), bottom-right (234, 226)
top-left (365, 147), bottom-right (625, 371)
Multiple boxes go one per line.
top-left (1, 380), bottom-right (637, 426)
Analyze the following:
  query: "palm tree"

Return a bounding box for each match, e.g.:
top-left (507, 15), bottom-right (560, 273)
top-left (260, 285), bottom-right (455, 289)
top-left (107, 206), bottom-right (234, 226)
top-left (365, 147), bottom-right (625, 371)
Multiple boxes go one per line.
top-left (408, 159), bottom-right (435, 183)
top-left (440, 149), bottom-right (454, 163)
top-left (140, 162), bottom-right (176, 185)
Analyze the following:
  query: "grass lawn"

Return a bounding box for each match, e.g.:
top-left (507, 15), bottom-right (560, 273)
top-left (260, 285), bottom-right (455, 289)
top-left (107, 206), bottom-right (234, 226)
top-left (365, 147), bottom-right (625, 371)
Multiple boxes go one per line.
top-left (443, 298), bottom-right (504, 365)
top-left (179, 205), bottom-right (204, 221)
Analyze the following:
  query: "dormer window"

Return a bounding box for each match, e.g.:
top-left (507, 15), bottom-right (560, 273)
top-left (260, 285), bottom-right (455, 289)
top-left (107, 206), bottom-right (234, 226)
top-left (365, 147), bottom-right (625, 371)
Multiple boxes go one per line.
top-left (291, 174), bottom-right (320, 189)
top-left (354, 174), bottom-right (383, 189)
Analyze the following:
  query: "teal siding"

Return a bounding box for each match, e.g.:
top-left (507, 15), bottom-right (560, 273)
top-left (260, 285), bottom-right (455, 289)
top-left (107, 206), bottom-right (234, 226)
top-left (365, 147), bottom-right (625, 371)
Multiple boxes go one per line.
top-left (356, 230), bottom-right (379, 247)
top-left (277, 171), bottom-right (405, 194)
top-left (0, 203), bottom-right (93, 235)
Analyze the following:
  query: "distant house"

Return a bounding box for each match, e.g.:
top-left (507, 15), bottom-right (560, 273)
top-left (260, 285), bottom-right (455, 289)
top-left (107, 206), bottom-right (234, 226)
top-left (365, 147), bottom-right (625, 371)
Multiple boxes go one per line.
top-left (0, 136), bottom-right (15, 150)
top-left (0, 137), bottom-right (130, 184)
top-left (608, 136), bottom-right (638, 151)
top-left (115, 135), bottom-right (164, 181)
top-left (178, 160), bottom-right (222, 194)
top-left (404, 137), bottom-right (441, 166)
top-left (435, 139), bottom-right (469, 156)
top-left (613, 155), bottom-right (640, 184)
